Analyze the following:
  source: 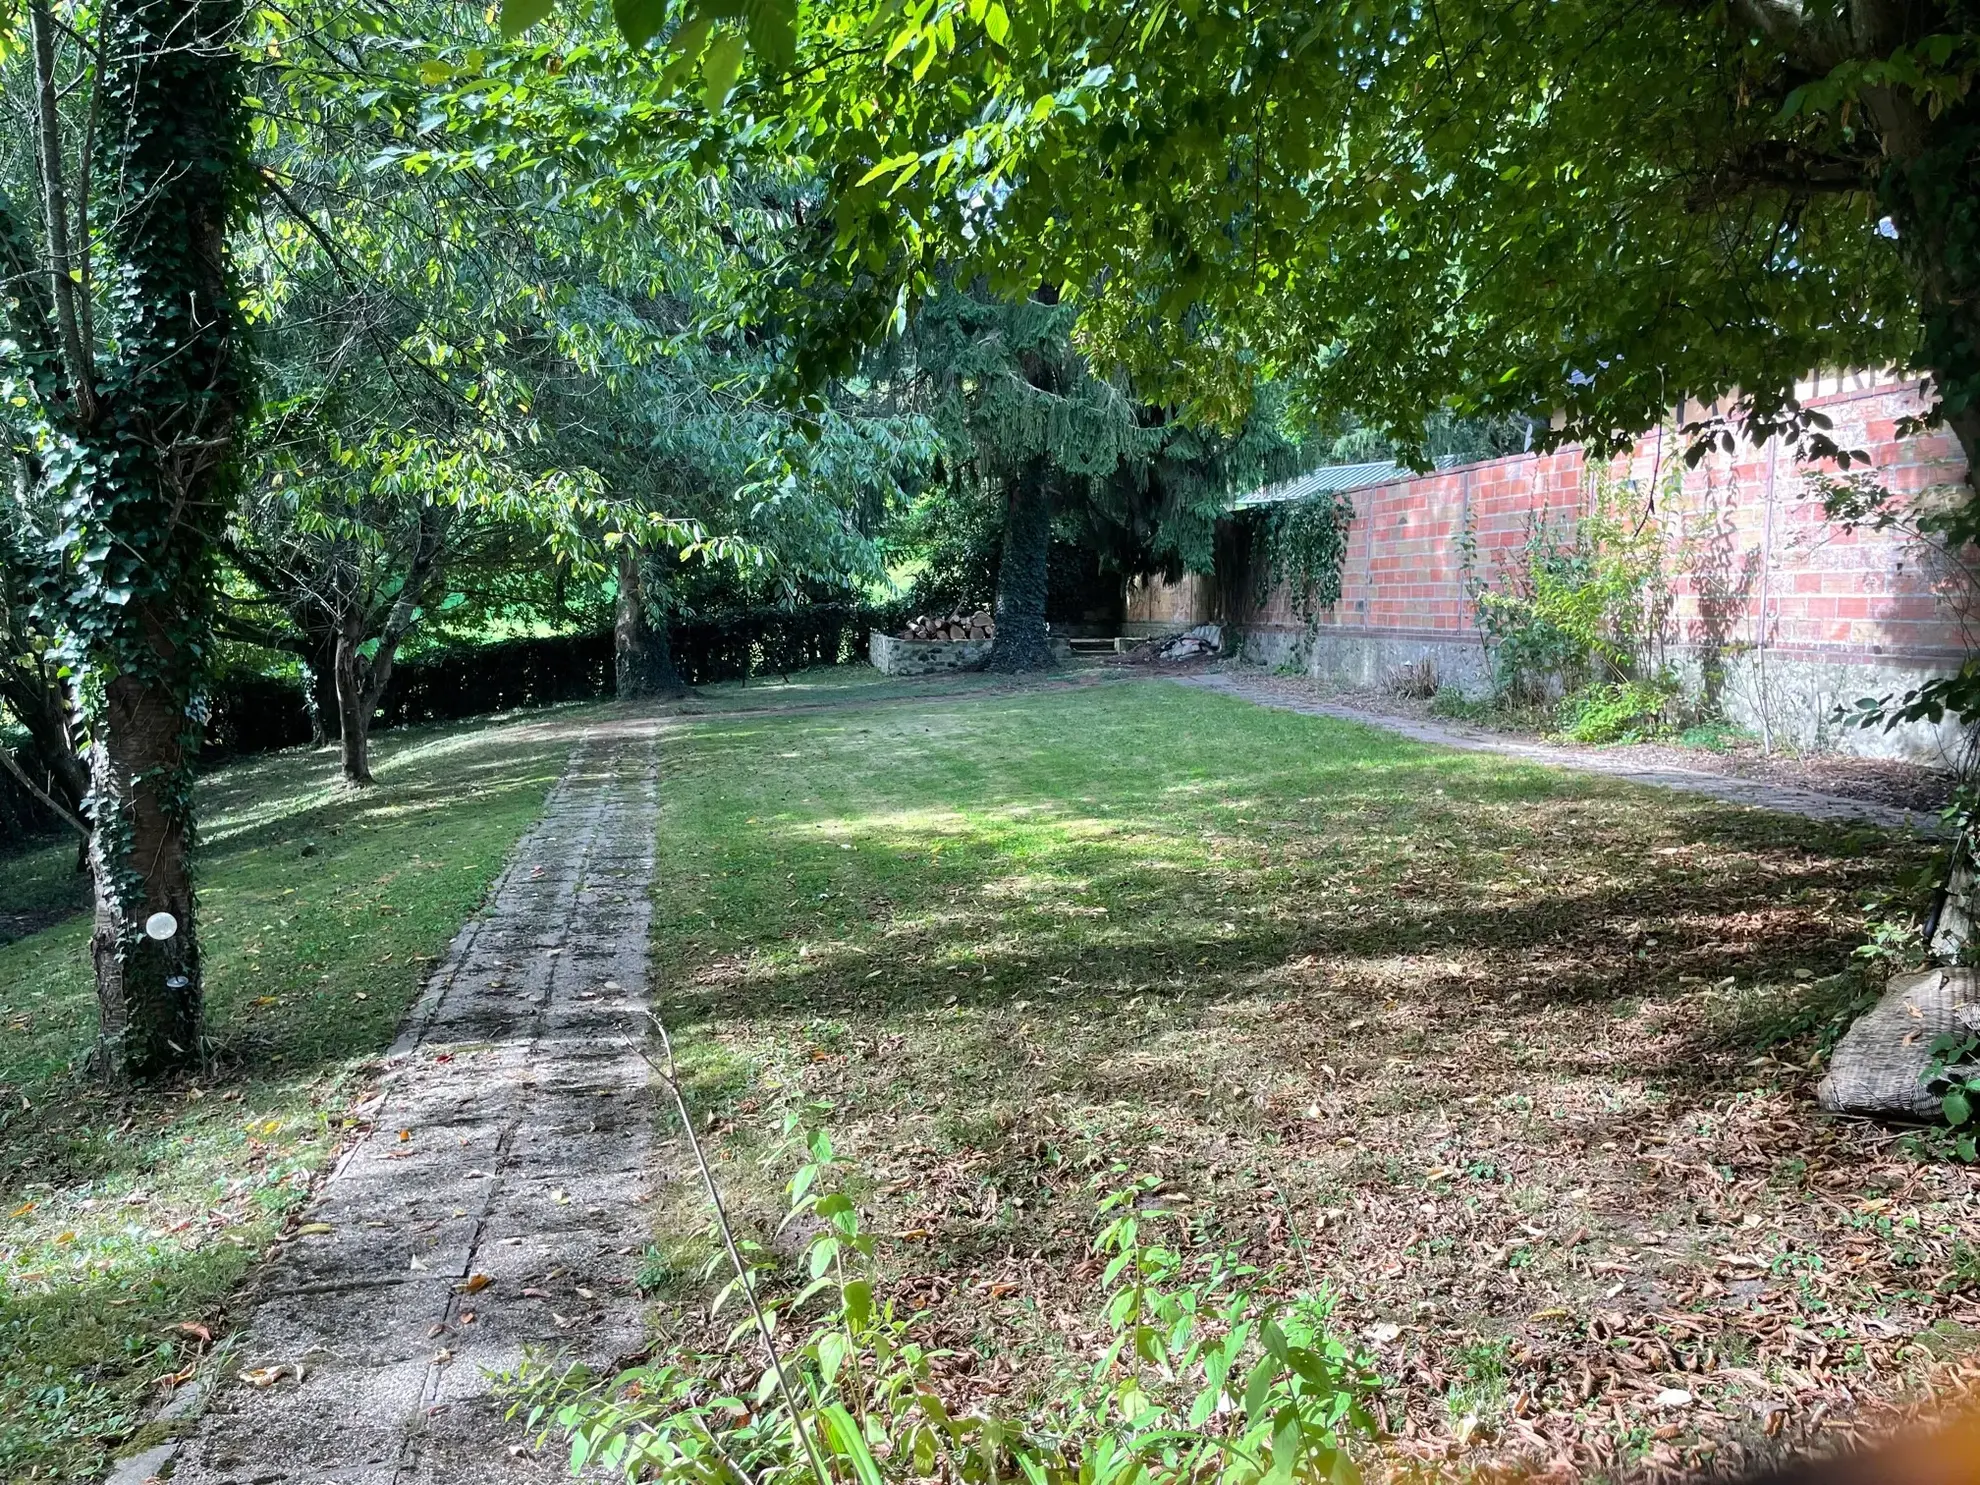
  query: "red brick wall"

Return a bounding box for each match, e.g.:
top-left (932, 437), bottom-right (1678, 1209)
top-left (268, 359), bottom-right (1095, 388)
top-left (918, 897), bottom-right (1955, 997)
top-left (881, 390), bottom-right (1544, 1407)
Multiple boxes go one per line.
top-left (1234, 376), bottom-right (1975, 672)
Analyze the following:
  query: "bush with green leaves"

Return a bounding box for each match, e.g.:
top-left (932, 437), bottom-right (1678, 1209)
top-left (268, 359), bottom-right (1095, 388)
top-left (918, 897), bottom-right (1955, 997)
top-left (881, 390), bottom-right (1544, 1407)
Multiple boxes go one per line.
top-left (1464, 468), bottom-right (1682, 731)
top-left (1555, 677), bottom-right (1682, 745)
top-left (509, 1115), bottom-right (1378, 1484)
top-left (1925, 1028), bottom-right (1980, 1163)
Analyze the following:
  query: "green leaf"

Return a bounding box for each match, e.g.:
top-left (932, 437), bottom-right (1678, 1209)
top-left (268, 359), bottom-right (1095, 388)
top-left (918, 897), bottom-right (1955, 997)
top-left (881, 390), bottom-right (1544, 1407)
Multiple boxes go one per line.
top-left (1945, 1089), bottom-right (1973, 1126)
top-left (858, 153), bottom-right (920, 187)
top-left (1242, 1353), bottom-right (1278, 1423)
top-left (821, 1403), bottom-right (885, 1485)
top-left (614, 0), bottom-right (671, 48)
top-left (816, 1329), bottom-right (848, 1384)
top-left (746, 0), bottom-right (798, 72)
top-left (790, 1162), bottom-right (818, 1206)
top-left (499, 0), bottom-right (554, 37)
top-left (809, 1234), bottom-right (841, 1277)
top-left (703, 31), bottom-right (746, 107)
top-left (843, 1278), bottom-right (875, 1327)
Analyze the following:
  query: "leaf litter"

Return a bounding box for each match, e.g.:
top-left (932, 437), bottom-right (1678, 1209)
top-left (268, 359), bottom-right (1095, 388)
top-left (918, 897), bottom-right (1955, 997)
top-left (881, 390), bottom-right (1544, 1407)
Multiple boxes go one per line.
top-left (643, 683), bottom-right (1980, 1483)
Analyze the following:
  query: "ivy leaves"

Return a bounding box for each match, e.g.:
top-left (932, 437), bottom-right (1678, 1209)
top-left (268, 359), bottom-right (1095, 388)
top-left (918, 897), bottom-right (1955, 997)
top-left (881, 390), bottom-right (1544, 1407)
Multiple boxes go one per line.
top-left (1253, 492), bottom-right (1354, 624)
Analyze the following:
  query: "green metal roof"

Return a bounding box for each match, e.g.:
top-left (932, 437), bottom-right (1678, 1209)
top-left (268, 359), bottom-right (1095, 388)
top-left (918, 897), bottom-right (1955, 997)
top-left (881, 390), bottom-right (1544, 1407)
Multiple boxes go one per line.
top-left (1230, 456), bottom-right (1462, 509)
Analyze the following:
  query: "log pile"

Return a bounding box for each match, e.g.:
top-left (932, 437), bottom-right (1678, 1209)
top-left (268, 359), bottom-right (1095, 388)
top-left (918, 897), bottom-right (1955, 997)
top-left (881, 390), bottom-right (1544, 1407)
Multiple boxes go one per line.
top-left (900, 609), bottom-right (995, 643)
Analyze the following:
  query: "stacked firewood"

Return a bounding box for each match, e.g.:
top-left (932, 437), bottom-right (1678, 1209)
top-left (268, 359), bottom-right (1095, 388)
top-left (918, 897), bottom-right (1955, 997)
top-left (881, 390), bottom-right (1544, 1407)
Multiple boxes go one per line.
top-left (900, 609), bottom-right (995, 642)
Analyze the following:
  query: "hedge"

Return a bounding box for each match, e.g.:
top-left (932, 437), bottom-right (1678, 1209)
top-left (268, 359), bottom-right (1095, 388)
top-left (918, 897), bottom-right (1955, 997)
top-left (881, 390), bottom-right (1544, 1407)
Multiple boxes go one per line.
top-left (202, 602), bottom-right (906, 759)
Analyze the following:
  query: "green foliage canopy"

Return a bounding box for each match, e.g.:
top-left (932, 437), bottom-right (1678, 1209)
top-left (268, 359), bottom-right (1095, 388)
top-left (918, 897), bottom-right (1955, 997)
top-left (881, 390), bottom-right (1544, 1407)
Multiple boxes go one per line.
top-left (497, 0), bottom-right (1972, 473)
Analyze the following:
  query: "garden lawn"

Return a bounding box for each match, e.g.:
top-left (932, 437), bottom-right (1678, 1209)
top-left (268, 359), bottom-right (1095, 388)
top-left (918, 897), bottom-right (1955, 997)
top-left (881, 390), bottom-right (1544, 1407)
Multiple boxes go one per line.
top-left (0, 839), bottom-right (90, 948)
top-left (644, 676), bottom-right (1980, 1482)
top-left (0, 711), bottom-right (578, 1482)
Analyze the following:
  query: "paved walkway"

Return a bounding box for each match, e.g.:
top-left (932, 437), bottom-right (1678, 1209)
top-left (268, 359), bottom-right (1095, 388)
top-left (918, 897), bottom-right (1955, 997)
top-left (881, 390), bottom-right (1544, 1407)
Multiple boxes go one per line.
top-left (169, 728), bottom-right (660, 1485)
top-left (1180, 672), bottom-right (1945, 833)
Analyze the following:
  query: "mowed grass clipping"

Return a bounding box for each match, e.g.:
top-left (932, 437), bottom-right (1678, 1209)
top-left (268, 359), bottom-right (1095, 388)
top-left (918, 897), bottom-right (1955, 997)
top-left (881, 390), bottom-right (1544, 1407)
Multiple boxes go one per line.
top-left (0, 713), bottom-right (575, 1482)
top-left (644, 677), bottom-right (1976, 1480)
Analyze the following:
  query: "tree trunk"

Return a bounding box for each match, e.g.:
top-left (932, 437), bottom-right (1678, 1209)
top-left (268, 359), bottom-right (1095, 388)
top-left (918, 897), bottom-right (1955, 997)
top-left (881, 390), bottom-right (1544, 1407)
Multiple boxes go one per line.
top-left (1871, 94), bottom-right (1980, 491)
top-left (985, 467), bottom-right (1056, 672)
top-left (303, 640), bottom-right (336, 747)
top-left (69, 0), bottom-right (250, 1081)
top-left (614, 546), bottom-right (687, 698)
top-left (334, 615), bottom-right (375, 785)
top-left (88, 640), bottom-right (201, 1078)
top-left (331, 508), bottom-right (444, 785)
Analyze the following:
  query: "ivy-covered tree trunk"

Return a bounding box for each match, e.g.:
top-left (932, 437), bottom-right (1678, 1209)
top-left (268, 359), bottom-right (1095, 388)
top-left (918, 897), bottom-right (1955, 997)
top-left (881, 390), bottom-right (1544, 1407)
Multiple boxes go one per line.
top-left (62, 0), bottom-right (251, 1079)
top-left (89, 651), bottom-right (203, 1072)
top-left (614, 546), bottom-right (687, 698)
top-left (985, 466), bottom-right (1056, 672)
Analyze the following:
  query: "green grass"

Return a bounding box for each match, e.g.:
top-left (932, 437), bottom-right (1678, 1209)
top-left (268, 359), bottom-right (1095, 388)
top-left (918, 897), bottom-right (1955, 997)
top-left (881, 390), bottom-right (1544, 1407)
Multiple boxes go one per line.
top-left (0, 712), bottom-right (577, 1481)
top-left (641, 678), bottom-right (1961, 1468)
top-left (675, 657), bottom-right (1122, 713)
top-left (0, 839), bottom-right (90, 947)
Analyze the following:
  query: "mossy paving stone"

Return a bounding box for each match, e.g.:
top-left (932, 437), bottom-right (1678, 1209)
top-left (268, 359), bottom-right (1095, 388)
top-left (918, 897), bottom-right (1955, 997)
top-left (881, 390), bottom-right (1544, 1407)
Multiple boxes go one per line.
top-left (169, 734), bottom-right (661, 1484)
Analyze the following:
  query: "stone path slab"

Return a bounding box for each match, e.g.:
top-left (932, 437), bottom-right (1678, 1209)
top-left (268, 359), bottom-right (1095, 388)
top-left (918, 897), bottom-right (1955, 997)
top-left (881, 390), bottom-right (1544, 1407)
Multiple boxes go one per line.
top-left (1181, 671), bottom-right (1945, 833)
top-left (169, 729), bottom-right (659, 1485)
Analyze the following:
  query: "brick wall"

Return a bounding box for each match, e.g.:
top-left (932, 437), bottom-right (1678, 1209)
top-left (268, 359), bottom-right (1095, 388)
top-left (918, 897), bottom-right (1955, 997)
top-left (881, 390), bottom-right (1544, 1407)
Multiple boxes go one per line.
top-left (1165, 374), bottom-right (1977, 760)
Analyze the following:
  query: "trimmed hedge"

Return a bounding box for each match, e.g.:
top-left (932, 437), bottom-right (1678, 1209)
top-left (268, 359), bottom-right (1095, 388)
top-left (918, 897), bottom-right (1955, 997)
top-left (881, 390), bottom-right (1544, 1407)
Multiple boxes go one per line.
top-left (202, 602), bottom-right (906, 759)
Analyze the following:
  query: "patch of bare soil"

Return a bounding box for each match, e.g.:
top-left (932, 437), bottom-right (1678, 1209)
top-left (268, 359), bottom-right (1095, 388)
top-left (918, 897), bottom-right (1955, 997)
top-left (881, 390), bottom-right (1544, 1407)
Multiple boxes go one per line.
top-left (1240, 670), bottom-right (1957, 816)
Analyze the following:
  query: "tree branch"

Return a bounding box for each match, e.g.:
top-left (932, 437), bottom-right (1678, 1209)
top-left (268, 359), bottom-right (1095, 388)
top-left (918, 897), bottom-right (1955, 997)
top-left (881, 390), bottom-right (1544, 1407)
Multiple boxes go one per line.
top-left (1685, 139), bottom-right (1881, 207)
top-left (29, 0), bottom-right (92, 418)
top-left (0, 744), bottom-right (88, 839)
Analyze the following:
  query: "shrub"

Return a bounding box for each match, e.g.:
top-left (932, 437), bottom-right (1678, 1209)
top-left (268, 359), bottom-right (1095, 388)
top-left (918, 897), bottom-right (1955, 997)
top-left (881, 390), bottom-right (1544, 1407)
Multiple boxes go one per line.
top-left (1429, 687), bottom-right (1490, 722)
top-left (1462, 462), bottom-right (1685, 720)
top-left (1676, 720), bottom-right (1753, 753)
top-left (1555, 677), bottom-right (1680, 745)
top-left (509, 1106), bottom-right (1379, 1485)
top-left (1383, 658), bottom-right (1438, 700)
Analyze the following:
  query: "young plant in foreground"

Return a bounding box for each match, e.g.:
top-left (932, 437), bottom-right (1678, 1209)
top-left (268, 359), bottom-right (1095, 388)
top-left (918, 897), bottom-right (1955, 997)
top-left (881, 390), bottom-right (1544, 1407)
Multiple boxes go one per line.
top-left (508, 1057), bottom-right (1379, 1484)
top-left (1924, 1027), bottom-right (1980, 1163)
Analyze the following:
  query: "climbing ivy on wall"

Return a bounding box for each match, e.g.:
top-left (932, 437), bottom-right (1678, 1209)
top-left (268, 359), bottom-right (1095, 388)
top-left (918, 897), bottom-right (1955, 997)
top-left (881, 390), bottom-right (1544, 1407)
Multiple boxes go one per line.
top-left (1253, 491), bottom-right (1355, 623)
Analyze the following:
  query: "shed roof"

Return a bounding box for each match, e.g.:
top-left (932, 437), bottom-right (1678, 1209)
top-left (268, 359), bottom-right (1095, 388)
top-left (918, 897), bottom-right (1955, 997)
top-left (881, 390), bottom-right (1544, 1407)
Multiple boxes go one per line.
top-left (1231, 455), bottom-right (1463, 509)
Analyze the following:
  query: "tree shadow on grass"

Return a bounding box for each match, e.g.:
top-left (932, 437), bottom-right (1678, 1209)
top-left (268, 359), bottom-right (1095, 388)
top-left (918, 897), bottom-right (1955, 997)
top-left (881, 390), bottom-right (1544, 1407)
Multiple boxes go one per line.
top-left (639, 681), bottom-right (1958, 1468)
top-left (0, 709), bottom-right (575, 1394)
top-left (660, 770), bottom-right (1916, 1104)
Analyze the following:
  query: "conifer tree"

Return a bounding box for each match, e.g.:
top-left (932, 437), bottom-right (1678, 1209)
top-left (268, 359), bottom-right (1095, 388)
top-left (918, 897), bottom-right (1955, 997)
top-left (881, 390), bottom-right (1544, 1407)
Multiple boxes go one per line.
top-left (894, 288), bottom-right (1302, 668)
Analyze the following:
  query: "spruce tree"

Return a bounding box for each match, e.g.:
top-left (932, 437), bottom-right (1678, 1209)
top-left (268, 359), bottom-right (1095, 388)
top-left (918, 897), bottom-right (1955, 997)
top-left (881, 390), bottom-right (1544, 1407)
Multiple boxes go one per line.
top-left (897, 288), bottom-right (1302, 666)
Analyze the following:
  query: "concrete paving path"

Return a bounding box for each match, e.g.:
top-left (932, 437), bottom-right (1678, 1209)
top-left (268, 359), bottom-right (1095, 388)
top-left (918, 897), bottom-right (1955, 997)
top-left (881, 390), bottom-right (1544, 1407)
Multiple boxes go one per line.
top-left (1181, 671), bottom-right (1945, 833)
top-left (168, 727), bottom-right (660, 1485)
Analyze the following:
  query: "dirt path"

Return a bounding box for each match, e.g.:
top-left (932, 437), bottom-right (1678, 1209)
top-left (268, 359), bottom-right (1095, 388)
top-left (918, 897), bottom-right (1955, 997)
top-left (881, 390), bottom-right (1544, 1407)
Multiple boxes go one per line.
top-left (165, 728), bottom-right (659, 1485)
top-left (1181, 671), bottom-right (1947, 833)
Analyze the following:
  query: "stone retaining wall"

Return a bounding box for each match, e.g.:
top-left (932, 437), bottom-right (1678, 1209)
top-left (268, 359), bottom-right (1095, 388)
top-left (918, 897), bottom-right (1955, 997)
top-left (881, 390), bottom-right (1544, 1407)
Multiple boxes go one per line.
top-left (869, 629), bottom-right (993, 675)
